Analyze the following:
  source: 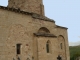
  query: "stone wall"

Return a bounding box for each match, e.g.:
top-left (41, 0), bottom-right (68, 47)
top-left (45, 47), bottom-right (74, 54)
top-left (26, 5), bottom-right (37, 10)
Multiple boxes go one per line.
top-left (56, 27), bottom-right (70, 60)
top-left (8, 0), bottom-right (44, 15)
top-left (0, 8), bottom-right (70, 60)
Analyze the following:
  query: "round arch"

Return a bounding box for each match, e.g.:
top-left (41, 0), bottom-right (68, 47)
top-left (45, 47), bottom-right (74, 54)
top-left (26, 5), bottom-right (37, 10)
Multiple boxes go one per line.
top-left (38, 27), bottom-right (50, 33)
top-left (58, 35), bottom-right (65, 40)
top-left (58, 35), bottom-right (66, 60)
top-left (58, 35), bottom-right (65, 49)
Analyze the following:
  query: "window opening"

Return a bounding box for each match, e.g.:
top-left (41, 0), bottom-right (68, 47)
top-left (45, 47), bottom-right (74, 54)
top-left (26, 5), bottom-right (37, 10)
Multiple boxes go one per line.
top-left (46, 40), bottom-right (50, 53)
top-left (60, 43), bottom-right (62, 49)
top-left (16, 44), bottom-right (21, 54)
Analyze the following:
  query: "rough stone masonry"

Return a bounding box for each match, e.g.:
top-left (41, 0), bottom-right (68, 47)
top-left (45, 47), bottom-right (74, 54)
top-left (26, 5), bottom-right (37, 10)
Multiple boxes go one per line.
top-left (0, 0), bottom-right (70, 60)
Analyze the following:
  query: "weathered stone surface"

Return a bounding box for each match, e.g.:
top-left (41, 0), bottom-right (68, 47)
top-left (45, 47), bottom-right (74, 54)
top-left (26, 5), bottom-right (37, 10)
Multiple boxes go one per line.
top-left (0, 6), bottom-right (55, 23)
top-left (0, 0), bottom-right (70, 60)
top-left (8, 0), bottom-right (44, 15)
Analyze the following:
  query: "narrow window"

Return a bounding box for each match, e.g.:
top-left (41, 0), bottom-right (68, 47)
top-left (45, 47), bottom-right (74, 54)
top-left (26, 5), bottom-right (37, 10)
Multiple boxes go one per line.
top-left (46, 43), bottom-right (49, 53)
top-left (16, 44), bottom-right (21, 54)
top-left (46, 41), bottom-right (50, 53)
top-left (60, 43), bottom-right (62, 49)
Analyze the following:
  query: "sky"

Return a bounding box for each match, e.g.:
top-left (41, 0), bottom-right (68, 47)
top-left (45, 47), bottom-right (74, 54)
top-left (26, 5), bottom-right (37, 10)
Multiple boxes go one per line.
top-left (0, 0), bottom-right (80, 46)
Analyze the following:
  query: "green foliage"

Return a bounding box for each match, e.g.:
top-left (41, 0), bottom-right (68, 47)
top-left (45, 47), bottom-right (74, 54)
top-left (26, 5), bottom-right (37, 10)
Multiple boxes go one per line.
top-left (69, 46), bottom-right (80, 60)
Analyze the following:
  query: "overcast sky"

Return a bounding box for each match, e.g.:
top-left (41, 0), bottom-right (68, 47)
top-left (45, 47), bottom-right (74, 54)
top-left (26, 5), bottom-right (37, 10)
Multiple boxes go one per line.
top-left (0, 0), bottom-right (80, 46)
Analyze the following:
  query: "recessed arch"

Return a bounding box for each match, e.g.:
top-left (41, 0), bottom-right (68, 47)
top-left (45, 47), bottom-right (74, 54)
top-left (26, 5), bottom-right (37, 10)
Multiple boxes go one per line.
top-left (38, 27), bottom-right (50, 33)
top-left (58, 35), bottom-right (65, 40)
top-left (58, 35), bottom-right (66, 60)
top-left (58, 35), bottom-right (65, 49)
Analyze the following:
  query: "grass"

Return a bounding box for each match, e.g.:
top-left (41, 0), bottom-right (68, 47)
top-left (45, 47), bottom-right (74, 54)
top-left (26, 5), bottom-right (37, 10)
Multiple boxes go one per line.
top-left (69, 46), bottom-right (80, 60)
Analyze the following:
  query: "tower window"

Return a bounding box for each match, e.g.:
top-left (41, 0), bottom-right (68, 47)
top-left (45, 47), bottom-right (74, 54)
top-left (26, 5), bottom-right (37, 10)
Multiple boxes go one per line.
top-left (16, 44), bottom-right (21, 54)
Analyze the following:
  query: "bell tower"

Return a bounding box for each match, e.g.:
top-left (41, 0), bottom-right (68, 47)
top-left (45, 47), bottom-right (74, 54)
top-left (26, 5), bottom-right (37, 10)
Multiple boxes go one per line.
top-left (8, 0), bottom-right (44, 15)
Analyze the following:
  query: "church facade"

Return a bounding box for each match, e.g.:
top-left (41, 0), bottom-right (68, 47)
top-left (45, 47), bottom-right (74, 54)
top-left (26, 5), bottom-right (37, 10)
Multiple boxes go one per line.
top-left (0, 0), bottom-right (70, 60)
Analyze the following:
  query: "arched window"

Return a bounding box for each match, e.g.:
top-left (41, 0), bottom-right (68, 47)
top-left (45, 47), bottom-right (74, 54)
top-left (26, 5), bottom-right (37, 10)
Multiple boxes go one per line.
top-left (46, 40), bottom-right (51, 53)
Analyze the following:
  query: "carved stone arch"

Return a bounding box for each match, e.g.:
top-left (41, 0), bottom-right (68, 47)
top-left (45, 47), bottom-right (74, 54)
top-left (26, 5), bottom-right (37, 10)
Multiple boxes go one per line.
top-left (47, 40), bottom-right (50, 43)
top-left (34, 27), bottom-right (56, 37)
top-left (38, 27), bottom-right (50, 33)
top-left (58, 35), bottom-right (66, 60)
top-left (58, 35), bottom-right (65, 40)
top-left (58, 35), bottom-right (65, 49)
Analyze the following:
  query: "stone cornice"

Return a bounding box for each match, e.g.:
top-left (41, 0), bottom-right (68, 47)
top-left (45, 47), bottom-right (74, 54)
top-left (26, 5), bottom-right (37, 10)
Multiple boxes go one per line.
top-left (34, 33), bottom-right (57, 37)
top-left (0, 6), bottom-right (55, 23)
top-left (56, 25), bottom-right (68, 29)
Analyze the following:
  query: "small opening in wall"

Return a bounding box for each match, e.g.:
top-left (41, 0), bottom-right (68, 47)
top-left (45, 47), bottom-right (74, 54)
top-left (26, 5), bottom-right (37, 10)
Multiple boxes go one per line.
top-left (60, 43), bottom-right (62, 49)
top-left (46, 42), bottom-right (49, 53)
top-left (16, 44), bottom-right (21, 54)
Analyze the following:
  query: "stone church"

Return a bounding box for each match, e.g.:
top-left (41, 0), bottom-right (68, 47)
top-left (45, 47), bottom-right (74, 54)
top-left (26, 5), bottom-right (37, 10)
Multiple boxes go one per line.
top-left (0, 0), bottom-right (70, 60)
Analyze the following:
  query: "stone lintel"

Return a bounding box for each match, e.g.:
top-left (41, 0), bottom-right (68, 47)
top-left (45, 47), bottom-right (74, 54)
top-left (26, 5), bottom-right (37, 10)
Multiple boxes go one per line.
top-left (34, 33), bottom-right (57, 37)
